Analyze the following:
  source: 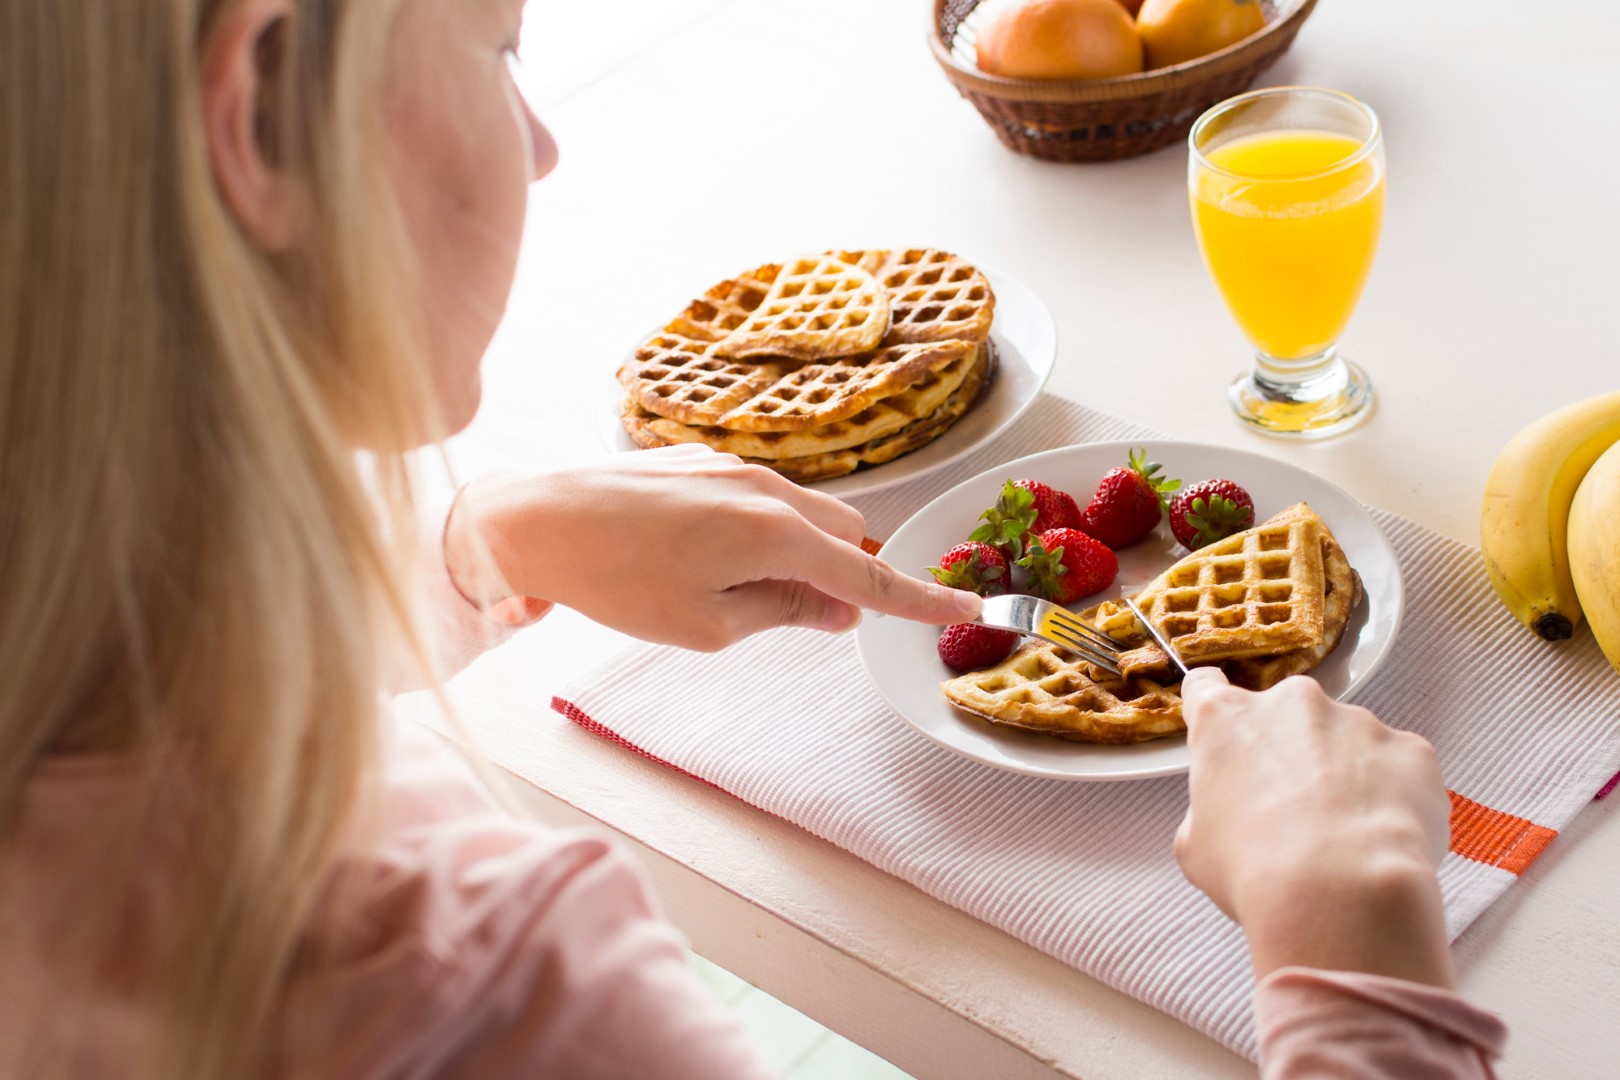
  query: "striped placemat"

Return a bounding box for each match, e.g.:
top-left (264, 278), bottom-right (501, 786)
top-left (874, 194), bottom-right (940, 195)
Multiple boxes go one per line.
top-left (544, 395), bottom-right (1620, 1060)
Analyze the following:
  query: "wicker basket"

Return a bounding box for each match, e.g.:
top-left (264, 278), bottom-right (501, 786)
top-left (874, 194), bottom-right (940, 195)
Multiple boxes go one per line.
top-left (931, 0), bottom-right (1318, 162)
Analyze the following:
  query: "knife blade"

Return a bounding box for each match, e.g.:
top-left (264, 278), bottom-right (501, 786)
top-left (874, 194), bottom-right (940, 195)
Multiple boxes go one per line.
top-left (1122, 596), bottom-right (1190, 679)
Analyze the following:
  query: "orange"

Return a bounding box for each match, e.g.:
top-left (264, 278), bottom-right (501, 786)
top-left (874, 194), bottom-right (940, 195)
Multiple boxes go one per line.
top-left (975, 0), bottom-right (1145, 81)
top-left (1136, 0), bottom-right (1266, 69)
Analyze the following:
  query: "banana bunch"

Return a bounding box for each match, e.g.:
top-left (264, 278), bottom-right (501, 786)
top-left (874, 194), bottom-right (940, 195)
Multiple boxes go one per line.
top-left (1569, 439), bottom-right (1620, 671)
top-left (1480, 390), bottom-right (1620, 668)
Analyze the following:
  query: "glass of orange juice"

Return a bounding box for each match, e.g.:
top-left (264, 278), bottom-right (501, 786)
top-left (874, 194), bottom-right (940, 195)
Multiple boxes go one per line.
top-left (1189, 87), bottom-right (1384, 437)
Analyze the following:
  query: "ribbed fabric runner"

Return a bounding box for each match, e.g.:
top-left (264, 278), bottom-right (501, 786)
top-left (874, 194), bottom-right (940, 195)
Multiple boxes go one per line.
top-left (547, 396), bottom-right (1620, 1061)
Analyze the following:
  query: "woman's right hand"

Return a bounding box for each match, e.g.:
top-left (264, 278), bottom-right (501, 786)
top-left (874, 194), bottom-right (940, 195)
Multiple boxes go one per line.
top-left (445, 445), bottom-right (982, 651)
top-left (1175, 668), bottom-right (1456, 987)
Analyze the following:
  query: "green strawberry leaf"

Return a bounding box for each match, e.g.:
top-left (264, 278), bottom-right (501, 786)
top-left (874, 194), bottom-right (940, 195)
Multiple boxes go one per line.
top-left (927, 550), bottom-right (1006, 595)
top-left (970, 480), bottom-right (1037, 560)
top-left (1016, 536), bottom-right (1068, 599)
top-left (1185, 495), bottom-right (1254, 545)
top-left (1128, 447), bottom-right (1181, 512)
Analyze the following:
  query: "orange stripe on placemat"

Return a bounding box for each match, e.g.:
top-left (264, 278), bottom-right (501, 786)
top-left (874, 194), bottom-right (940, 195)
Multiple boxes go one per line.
top-left (1448, 790), bottom-right (1558, 875)
top-left (561, 693), bottom-right (1563, 876)
top-left (860, 536), bottom-right (884, 556)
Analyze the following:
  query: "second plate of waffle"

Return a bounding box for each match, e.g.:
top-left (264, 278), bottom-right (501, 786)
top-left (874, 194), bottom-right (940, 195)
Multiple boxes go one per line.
top-left (854, 441), bottom-right (1403, 781)
top-left (602, 255), bottom-right (1056, 496)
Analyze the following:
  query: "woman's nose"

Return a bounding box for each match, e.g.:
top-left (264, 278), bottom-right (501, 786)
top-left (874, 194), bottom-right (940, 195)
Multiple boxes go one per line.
top-left (526, 109), bottom-right (558, 183)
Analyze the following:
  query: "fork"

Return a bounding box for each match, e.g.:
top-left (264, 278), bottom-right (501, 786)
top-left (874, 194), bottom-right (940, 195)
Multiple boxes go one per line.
top-left (974, 593), bottom-right (1129, 677)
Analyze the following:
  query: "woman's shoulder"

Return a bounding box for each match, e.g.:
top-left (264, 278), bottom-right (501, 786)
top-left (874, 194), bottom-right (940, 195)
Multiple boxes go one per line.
top-left (270, 712), bottom-right (784, 1075)
top-left (334, 712), bottom-right (653, 966)
top-left (271, 713), bottom-right (754, 1078)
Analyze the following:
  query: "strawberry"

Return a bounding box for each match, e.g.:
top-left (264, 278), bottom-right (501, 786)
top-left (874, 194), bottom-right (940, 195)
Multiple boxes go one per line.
top-left (1077, 447), bottom-right (1180, 550)
top-left (937, 622), bottom-right (1019, 672)
top-left (969, 479), bottom-right (1039, 560)
top-left (1018, 527), bottom-right (1118, 605)
top-left (927, 541), bottom-right (1010, 596)
top-left (1169, 479), bottom-right (1256, 550)
top-left (1012, 479), bottom-right (1083, 534)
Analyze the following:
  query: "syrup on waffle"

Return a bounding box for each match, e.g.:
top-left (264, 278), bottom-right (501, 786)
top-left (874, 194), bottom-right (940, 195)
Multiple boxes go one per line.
top-left (711, 254), bottom-right (891, 361)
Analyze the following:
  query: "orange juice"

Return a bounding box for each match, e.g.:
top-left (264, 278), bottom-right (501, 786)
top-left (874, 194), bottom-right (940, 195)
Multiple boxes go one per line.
top-left (1192, 129), bottom-right (1384, 360)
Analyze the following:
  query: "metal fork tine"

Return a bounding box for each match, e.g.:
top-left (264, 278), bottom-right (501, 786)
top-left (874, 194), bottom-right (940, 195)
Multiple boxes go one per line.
top-left (1041, 627), bottom-right (1124, 676)
top-left (1042, 604), bottom-right (1132, 651)
top-left (973, 594), bottom-right (1128, 676)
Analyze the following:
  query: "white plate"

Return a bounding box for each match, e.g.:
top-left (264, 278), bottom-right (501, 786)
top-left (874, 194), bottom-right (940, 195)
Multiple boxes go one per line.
top-left (854, 440), bottom-right (1404, 781)
top-left (599, 265), bottom-right (1057, 498)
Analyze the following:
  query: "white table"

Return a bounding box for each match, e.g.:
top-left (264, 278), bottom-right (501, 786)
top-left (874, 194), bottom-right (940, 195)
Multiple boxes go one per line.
top-left (420, 1), bottom-right (1620, 1074)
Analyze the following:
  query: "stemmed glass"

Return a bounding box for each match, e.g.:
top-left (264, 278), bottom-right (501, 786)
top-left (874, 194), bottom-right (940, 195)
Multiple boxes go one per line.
top-left (1189, 87), bottom-right (1385, 437)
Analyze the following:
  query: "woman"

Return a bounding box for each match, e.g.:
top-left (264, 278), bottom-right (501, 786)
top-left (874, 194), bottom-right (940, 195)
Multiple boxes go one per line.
top-left (0, 0), bottom-right (970, 1074)
top-left (0, 0), bottom-right (1502, 1076)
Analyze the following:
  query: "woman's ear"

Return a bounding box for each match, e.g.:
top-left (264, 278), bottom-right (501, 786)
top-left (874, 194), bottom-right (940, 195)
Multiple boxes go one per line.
top-left (200, 0), bottom-right (307, 250)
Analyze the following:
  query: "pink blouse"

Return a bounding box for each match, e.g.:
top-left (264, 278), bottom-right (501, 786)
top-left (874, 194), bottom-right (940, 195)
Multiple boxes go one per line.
top-left (1257, 967), bottom-right (1507, 1078)
top-left (0, 534), bottom-right (1508, 1077)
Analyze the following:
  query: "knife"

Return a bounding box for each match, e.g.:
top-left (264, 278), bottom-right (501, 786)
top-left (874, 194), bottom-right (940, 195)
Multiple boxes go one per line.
top-left (1122, 596), bottom-right (1190, 679)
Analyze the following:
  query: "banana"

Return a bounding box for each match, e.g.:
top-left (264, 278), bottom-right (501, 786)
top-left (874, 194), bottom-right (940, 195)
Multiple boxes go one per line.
top-left (1479, 390), bottom-right (1620, 640)
top-left (1568, 439), bottom-right (1620, 671)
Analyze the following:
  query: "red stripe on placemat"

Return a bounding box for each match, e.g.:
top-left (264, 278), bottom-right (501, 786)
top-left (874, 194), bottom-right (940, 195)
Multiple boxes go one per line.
top-left (1596, 771), bottom-right (1620, 801)
top-left (552, 696), bottom-right (725, 793)
top-left (1447, 790), bottom-right (1559, 876)
top-left (860, 536), bottom-right (884, 556)
top-left (552, 697), bottom-right (783, 823)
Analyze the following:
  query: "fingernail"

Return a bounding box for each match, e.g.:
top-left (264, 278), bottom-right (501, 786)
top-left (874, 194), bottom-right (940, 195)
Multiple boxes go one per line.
top-left (948, 588), bottom-right (983, 620)
top-left (817, 603), bottom-right (863, 634)
top-left (1179, 666), bottom-right (1226, 694)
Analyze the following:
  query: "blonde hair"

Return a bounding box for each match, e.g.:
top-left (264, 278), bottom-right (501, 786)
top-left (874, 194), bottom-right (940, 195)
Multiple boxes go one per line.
top-left (1, 0), bottom-right (451, 1073)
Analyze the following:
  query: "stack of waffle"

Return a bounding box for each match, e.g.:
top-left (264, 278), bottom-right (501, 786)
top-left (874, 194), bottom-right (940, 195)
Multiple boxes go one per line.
top-left (941, 503), bottom-right (1362, 744)
top-left (617, 250), bottom-right (997, 483)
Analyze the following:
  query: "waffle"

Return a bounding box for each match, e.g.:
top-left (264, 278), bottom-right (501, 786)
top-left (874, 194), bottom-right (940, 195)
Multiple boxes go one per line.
top-left (623, 342), bottom-right (995, 481)
top-left (621, 341), bottom-right (981, 459)
top-left (1111, 525), bottom-right (1360, 688)
top-left (942, 640), bottom-right (1187, 744)
top-left (1227, 533), bottom-right (1361, 690)
top-left (1085, 503), bottom-right (1328, 667)
top-left (618, 249), bottom-right (996, 481)
top-left (942, 504), bottom-right (1359, 744)
top-left (619, 333), bottom-right (974, 434)
top-left (750, 342), bottom-right (995, 482)
top-left (711, 254), bottom-right (891, 361)
top-left (832, 249), bottom-right (996, 345)
top-left (664, 264), bottom-right (777, 342)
